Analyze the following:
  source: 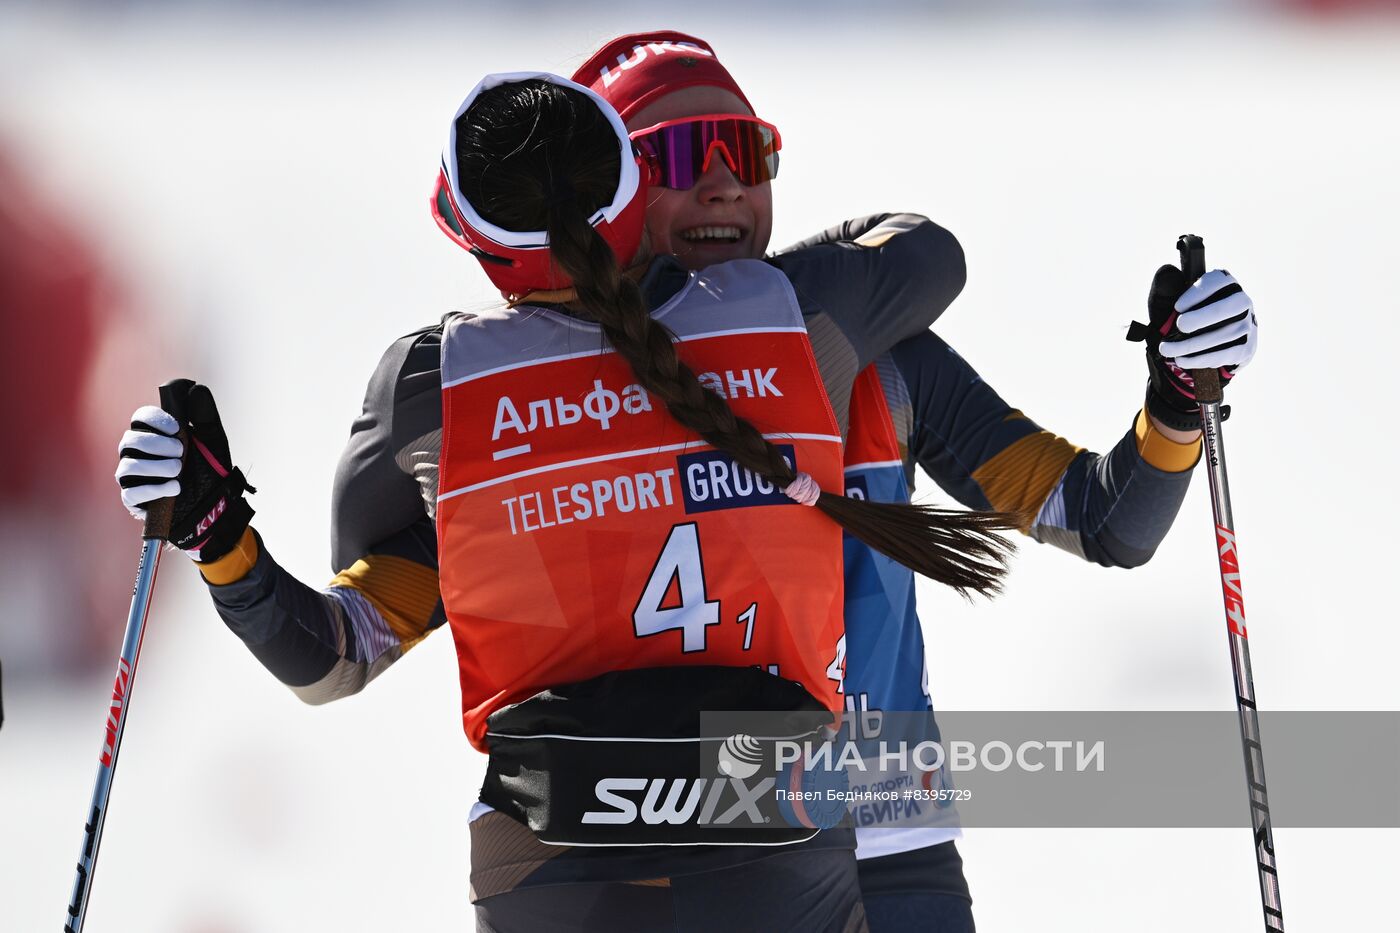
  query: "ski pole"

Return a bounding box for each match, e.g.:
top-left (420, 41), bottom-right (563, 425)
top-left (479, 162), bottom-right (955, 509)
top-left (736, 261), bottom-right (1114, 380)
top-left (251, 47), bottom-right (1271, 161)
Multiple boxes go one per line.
top-left (1177, 235), bottom-right (1284, 931)
top-left (64, 381), bottom-right (187, 933)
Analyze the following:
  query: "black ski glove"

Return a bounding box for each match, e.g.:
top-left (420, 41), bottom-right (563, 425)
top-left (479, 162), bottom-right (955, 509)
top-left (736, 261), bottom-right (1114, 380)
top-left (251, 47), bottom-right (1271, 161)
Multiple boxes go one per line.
top-left (115, 380), bottom-right (255, 562)
top-left (1127, 265), bottom-right (1257, 432)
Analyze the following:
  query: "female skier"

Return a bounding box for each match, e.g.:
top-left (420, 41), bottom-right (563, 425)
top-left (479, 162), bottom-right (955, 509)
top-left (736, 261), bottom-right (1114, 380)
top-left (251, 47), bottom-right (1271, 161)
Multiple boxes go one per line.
top-left (115, 72), bottom-right (1019, 932)
top-left (569, 31), bottom-right (1261, 933)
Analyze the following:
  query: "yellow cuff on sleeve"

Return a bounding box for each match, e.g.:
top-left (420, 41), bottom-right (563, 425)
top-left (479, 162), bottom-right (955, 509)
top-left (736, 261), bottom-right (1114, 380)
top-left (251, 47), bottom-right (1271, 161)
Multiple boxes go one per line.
top-left (969, 424), bottom-right (1084, 532)
top-left (198, 526), bottom-right (259, 585)
top-left (330, 554), bottom-right (442, 651)
top-left (1135, 408), bottom-right (1202, 473)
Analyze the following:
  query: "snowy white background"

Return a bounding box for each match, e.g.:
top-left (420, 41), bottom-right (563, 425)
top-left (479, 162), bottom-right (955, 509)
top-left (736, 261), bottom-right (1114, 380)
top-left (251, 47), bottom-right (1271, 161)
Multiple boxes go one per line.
top-left (2, 5), bottom-right (1397, 931)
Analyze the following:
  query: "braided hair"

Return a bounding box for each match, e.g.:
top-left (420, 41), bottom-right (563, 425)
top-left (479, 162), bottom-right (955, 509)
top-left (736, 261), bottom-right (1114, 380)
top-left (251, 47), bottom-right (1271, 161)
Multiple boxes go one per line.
top-left (456, 80), bottom-right (1019, 596)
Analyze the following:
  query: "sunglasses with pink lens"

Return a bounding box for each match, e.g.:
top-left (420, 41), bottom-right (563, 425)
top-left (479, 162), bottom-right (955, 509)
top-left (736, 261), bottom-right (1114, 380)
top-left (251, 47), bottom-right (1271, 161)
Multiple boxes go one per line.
top-left (630, 114), bottom-right (782, 190)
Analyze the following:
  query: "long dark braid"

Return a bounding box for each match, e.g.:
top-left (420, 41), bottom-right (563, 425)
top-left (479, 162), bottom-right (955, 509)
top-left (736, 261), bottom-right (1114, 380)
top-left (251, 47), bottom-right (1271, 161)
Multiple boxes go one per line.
top-left (457, 80), bottom-right (1021, 596)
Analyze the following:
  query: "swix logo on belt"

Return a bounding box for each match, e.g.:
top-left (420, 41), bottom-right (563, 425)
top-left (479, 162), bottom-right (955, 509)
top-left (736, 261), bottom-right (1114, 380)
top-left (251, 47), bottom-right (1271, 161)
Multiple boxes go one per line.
top-left (582, 776), bottom-right (774, 826)
top-left (679, 445), bottom-right (796, 514)
top-left (598, 41), bottom-right (714, 87)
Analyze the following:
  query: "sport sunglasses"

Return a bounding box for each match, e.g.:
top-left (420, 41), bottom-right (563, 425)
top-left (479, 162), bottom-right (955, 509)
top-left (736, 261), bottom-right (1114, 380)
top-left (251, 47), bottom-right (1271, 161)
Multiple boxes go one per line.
top-left (629, 114), bottom-right (782, 190)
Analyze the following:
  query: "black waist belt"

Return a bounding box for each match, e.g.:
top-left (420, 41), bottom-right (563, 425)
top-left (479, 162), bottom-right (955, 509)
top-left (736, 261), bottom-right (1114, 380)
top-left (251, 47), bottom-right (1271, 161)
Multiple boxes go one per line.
top-left (480, 666), bottom-right (849, 847)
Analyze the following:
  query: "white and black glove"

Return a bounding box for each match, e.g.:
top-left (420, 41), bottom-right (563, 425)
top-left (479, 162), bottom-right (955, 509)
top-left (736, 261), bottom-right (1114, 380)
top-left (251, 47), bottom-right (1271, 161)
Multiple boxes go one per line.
top-left (115, 380), bottom-right (255, 562)
top-left (1128, 266), bottom-right (1258, 432)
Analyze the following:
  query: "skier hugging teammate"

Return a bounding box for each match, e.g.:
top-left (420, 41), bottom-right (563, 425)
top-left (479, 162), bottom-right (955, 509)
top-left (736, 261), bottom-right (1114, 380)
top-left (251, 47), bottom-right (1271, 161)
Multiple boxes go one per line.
top-left (115, 31), bottom-right (1258, 933)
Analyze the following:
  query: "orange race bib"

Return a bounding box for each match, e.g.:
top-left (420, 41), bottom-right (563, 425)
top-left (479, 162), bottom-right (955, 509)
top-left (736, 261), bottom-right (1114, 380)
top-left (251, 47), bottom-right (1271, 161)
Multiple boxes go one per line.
top-left (437, 261), bottom-right (847, 749)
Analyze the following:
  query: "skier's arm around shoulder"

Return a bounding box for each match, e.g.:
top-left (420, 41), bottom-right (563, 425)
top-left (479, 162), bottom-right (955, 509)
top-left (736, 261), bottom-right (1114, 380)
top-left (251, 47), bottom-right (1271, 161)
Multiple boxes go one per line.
top-left (774, 212), bottom-right (955, 265)
top-left (768, 213), bottom-right (966, 369)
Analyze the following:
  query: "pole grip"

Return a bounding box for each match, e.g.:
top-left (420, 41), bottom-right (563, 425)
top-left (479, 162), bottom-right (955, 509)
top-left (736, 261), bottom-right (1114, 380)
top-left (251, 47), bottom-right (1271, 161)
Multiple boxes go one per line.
top-left (142, 380), bottom-right (192, 541)
top-left (1177, 234), bottom-right (1224, 405)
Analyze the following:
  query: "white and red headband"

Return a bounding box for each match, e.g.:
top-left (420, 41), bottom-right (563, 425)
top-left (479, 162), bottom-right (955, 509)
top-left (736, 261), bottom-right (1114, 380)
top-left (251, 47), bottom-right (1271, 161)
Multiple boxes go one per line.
top-left (433, 71), bottom-right (648, 297)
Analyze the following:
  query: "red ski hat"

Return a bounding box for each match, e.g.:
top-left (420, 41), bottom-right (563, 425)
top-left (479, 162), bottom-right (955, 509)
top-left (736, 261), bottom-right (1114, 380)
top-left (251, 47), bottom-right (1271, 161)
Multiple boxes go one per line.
top-left (570, 31), bottom-right (756, 123)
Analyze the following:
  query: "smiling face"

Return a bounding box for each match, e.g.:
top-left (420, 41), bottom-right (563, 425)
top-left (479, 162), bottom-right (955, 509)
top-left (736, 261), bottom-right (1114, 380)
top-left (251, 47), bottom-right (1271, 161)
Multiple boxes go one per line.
top-left (626, 85), bottom-right (775, 271)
